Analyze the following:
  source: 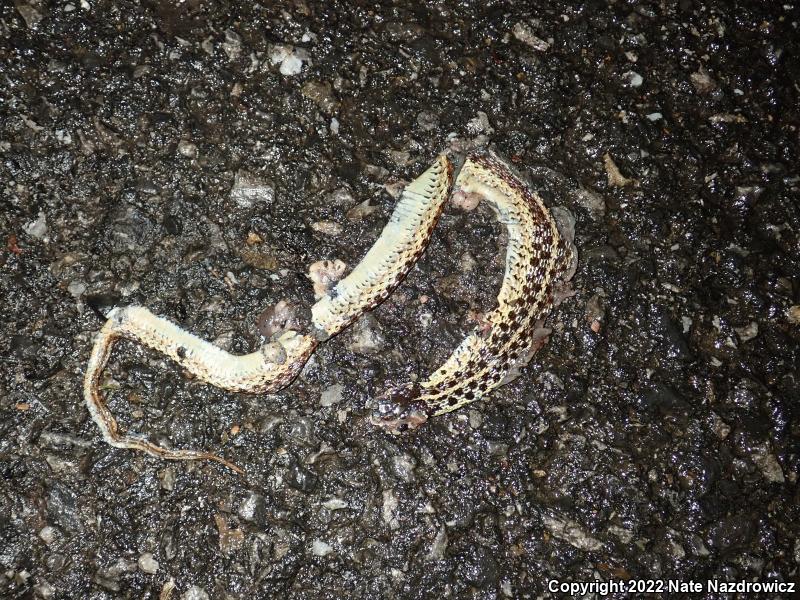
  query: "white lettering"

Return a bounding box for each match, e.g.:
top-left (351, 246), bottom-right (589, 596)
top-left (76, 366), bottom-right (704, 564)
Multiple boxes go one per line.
top-left (546, 580), bottom-right (630, 596)
top-left (707, 580), bottom-right (794, 594)
top-left (548, 579), bottom-right (792, 596)
top-left (668, 580), bottom-right (702, 593)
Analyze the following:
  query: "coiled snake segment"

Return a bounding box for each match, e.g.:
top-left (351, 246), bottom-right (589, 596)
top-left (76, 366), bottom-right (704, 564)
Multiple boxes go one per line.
top-left (84, 155), bottom-right (454, 471)
top-left (371, 152), bottom-right (576, 433)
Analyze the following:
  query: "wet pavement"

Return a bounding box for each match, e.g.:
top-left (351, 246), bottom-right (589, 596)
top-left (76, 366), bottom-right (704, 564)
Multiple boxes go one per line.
top-left (1, 1), bottom-right (798, 598)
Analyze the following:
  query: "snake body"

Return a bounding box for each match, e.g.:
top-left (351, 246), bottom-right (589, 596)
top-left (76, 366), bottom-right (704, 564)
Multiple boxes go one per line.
top-left (372, 152), bottom-right (576, 432)
top-left (312, 155), bottom-right (453, 338)
top-left (84, 150), bottom-right (575, 471)
top-left (84, 155), bottom-right (453, 470)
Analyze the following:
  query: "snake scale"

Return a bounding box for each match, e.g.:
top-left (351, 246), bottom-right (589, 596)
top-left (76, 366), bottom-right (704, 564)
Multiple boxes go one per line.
top-left (84, 151), bottom-right (576, 472)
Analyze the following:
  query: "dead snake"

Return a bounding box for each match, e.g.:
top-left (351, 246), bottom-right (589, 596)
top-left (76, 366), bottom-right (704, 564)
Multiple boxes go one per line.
top-left (84, 151), bottom-right (576, 472)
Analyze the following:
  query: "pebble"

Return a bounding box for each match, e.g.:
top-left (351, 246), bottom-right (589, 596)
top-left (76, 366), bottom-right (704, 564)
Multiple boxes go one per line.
top-left (238, 493), bottom-right (268, 525)
top-left (15, 2), bottom-right (43, 28)
top-left (327, 187), bottom-right (355, 207)
top-left (387, 149), bottom-right (410, 166)
top-left (321, 497), bottom-right (348, 510)
top-left (711, 412), bottom-right (732, 440)
top-left (451, 190), bottom-right (481, 211)
top-left (585, 294), bottom-right (605, 324)
top-left (383, 180), bottom-right (404, 199)
top-left (418, 311), bottom-right (433, 328)
top-left (67, 280), bottom-right (86, 298)
top-left (46, 483), bottom-right (81, 533)
top-left (158, 466), bottom-right (176, 491)
top-left (311, 220), bottom-right (343, 236)
top-left (416, 111), bottom-right (438, 131)
top-left (468, 409), bottom-right (483, 429)
top-left (94, 559), bottom-right (136, 592)
top-left (311, 540), bottom-right (333, 556)
top-left (320, 384), bottom-right (344, 407)
top-left (55, 129), bottom-right (72, 145)
top-left (391, 454), bottom-right (416, 482)
top-left (751, 445), bottom-right (785, 483)
top-left (286, 417), bottom-right (315, 445)
top-left (346, 199), bottom-right (378, 220)
top-left (734, 321), bottom-right (759, 343)
top-left (622, 70), bottom-right (643, 87)
top-left (425, 527), bottom-right (448, 561)
top-left (287, 463), bottom-right (318, 493)
top-left (230, 170), bottom-right (275, 207)
top-left (256, 300), bottom-right (297, 338)
top-left (280, 54), bottom-right (303, 76)
top-left (603, 153), bottom-right (633, 187)
top-left (221, 29), bottom-right (241, 60)
top-left (23, 212), bottom-right (47, 240)
top-left (542, 514), bottom-right (603, 551)
top-left (382, 489), bottom-right (399, 529)
top-left (301, 80), bottom-right (339, 113)
top-left (347, 314), bottom-right (386, 354)
top-left (38, 526), bottom-right (56, 545)
top-left (182, 586), bottom-right (210, 600)
top-left (512, 22), bottom-right (551, 51)
top-left (214, 514), bottom-right (245, 553)
top-left (137, 552), bottom-right (159, 574)
top-left (269, 44), bottom-right (309, 76)
top-left (177, 140), bottom-right (198, 158)
top-left (34, 581), bottom-right (54, 599)
top-left (573, 188), bottom-right (606, 217)
top-left (690, 67), bottom-right (717, 94)
top-left (466, 111), bottom-right (494, 135)
top-left (607, 524), bottom-right (633, 544)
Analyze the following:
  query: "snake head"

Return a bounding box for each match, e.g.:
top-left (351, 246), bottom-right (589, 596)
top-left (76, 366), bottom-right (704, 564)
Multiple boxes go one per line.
top-left (370, 382), bottom-right (429, 434)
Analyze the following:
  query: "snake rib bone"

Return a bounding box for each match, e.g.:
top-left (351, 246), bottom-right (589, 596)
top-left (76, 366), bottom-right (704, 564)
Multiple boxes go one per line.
top-left (372, 151), bottom-right (577, 433)
top-left (83, 155), bottom-right (454, 470)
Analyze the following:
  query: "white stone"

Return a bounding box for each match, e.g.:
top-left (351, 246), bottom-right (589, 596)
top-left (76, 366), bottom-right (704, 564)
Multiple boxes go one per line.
top-left (137, 553), bottom-right (159, 574)
top-left (321, 497), bottom-right (348, 510)
top-left (182, 586), bottom-right (209, 600)
top-left (622, 71), bottom-right (643, 87)
top-left (280, 55), bottom-right (303, 76)
top-left (320, 384), bottom-right (344, 407)
top-left (24, 212), bottom-right (47, 239)
top-left (311, 540), bottom-right (333, 556)
top-left (38, 526), bottom-right (56, 544)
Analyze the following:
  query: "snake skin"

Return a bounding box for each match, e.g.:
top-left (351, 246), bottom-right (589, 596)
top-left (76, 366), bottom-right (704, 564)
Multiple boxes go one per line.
top-left (372, 151), bottom-right (576, 433)
top-left (84, 155), bottom-right (454, 470)
top-left (83, 151), bottom-right (576, 469)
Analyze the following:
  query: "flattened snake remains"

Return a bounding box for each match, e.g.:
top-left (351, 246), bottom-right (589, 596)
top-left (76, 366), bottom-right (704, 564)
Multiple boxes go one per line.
top-left (84, 150), bottom-right (577, 473)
